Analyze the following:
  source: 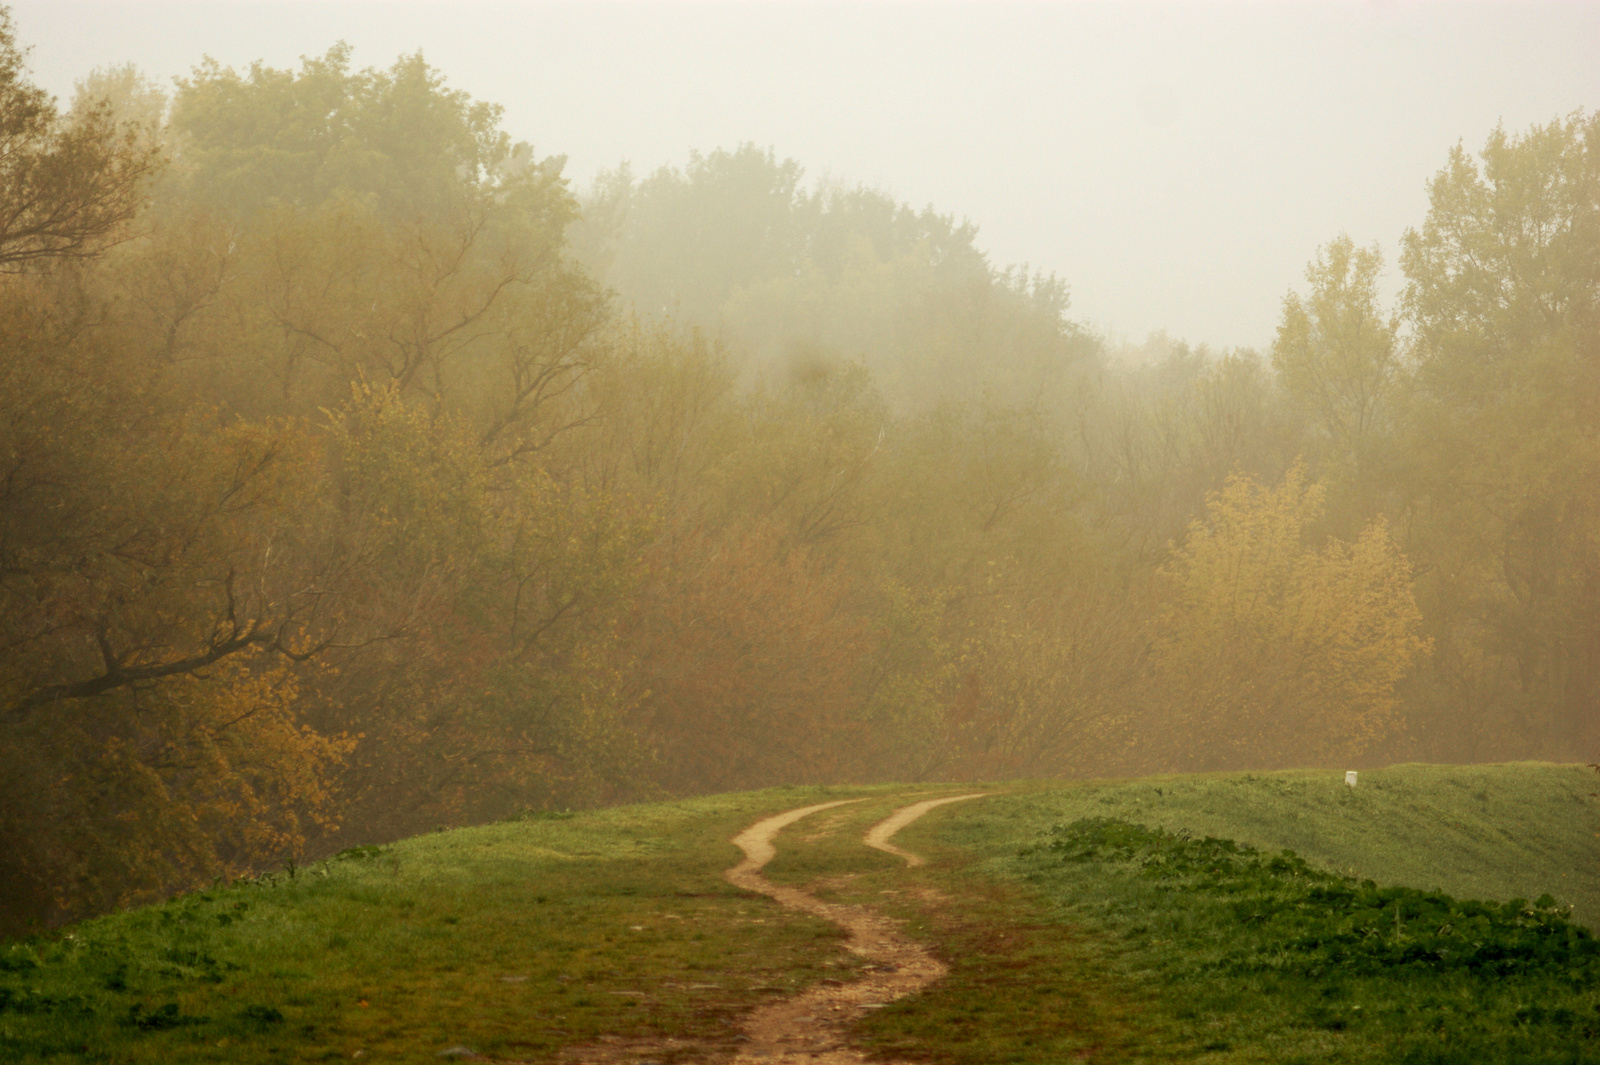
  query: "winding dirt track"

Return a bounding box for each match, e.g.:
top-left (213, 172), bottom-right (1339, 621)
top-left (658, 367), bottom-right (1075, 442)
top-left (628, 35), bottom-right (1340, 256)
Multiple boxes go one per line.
top-left (724, 794), bottom-right (987, 1064)
top-left (861, 796), bottom-right (987, 869)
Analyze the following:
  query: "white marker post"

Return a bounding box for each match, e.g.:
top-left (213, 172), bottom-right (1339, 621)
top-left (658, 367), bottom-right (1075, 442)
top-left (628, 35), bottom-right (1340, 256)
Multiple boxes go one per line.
top-left (1345, 770), bottom-right (1358, 788)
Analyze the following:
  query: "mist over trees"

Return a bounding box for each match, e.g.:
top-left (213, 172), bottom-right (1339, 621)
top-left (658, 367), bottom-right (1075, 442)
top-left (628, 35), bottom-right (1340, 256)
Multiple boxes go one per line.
top-left (570, 145), bottom-right (1098, 410)
top-left (0, 14), bottom-right (1593, 933)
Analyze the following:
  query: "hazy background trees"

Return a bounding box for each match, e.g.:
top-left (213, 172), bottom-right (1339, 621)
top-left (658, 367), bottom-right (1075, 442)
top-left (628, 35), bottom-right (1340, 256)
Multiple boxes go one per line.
top-left (1394, 111), bottom-right (1600, 763)
top-left (572, 144), bottom-right (1099, 410)
top-left (1, 13), bottom-right (1590, 934)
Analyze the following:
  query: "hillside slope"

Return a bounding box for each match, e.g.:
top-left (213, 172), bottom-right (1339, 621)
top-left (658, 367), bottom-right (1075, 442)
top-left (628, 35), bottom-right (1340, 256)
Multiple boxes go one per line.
top-left (926, 762), bottom-right (1600, 928)
top-left (1, 764), bottom-right (1595, 1063)
top-left (858, 763), bottom-right (1600, 1064)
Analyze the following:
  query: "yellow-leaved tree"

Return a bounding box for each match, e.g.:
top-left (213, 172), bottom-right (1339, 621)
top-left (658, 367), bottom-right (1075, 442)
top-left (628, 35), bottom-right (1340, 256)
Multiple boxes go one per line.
top-left (1146, 463), bottom-right (1428, 771)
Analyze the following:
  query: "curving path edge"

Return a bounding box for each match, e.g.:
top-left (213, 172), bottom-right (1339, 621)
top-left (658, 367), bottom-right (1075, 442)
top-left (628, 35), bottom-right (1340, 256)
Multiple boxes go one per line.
top-left (863, 794), bottom-right (989, 868)
top-left (723, 793), bottom-right (987, 1065)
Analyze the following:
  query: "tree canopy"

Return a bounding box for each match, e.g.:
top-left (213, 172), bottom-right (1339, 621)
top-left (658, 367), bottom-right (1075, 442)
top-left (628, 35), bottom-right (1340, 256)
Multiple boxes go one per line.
top-left (0, 11), bottom-right (159, 267)
top-left (0, 10), bottom-right (1588, 937)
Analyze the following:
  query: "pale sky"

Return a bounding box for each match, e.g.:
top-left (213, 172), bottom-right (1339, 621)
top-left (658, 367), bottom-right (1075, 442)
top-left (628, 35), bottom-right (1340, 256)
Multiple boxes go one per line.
top-left (13, 2), bottom-right (1599, 350)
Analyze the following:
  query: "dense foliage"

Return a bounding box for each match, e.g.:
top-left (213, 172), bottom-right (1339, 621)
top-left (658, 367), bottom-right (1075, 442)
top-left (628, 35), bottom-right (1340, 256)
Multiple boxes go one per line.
top-left (0, 11), bottom-right (1592, 932)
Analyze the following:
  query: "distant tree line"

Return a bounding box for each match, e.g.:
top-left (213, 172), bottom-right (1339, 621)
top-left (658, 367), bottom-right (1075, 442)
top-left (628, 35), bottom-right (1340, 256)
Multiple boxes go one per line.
top-left (1, 10), bottom-right (1593, 932)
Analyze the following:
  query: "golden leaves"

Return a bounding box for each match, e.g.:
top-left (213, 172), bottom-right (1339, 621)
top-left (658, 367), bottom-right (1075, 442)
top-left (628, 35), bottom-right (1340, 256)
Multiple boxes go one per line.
top-left (1150, 463), bottom-right (1429, 770)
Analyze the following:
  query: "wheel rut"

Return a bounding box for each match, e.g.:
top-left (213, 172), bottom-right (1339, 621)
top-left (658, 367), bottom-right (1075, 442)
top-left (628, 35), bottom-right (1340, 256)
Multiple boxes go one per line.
top-left (552, 793), bottom-right (985, 1065)
top-left (723, 794), bottom-right (987, 1065)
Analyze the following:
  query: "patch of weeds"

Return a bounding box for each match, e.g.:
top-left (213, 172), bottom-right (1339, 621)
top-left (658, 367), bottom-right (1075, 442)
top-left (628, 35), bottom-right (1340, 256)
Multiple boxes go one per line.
top-left (127, 1001), bottom-right (203, 1030)
top-left (239, 1003), bottom-right (285, 1026)
top-left (1026, 818), bottom-right (1600, 1063)
top-left (1050, 817), bottom-right (1600, 981)
top-left (0, 945), bottom-right (39, 973)
top-left (0, 988), bottom-right (96, 1016)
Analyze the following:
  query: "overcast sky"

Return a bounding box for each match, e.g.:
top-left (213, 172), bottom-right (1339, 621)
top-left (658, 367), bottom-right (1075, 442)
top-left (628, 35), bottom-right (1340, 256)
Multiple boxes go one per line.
top-left (12, 2), bottom-right (1599, 350)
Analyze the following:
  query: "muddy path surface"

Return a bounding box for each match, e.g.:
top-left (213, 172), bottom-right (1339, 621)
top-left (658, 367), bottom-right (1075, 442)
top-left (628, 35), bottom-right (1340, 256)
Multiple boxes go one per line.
top-left (551, 793), bottom-right (985, 1065)
top-left (723, 794), bottom-right (987, 1065)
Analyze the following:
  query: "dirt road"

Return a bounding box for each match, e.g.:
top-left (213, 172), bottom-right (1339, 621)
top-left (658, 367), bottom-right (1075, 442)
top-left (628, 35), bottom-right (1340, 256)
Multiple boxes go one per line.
top-left (723, 794), bottom-right (986, 1064)
top-left (554, 794), bottom-right (984, 1065)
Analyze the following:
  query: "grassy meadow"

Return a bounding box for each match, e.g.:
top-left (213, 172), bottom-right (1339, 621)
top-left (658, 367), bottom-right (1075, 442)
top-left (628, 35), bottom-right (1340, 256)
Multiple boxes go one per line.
top-left (0, 786), bottom-right (904, 1063)
top-left (854, 762), bottom-right (1600, 1064)
top-left (1, 765), bottom-right (1597, 1063)
top-left (964, 761), bottom-right (1600, 928)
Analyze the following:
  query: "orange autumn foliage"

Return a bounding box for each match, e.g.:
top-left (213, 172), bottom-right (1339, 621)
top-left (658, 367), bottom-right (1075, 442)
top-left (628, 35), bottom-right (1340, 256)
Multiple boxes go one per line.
top-left (631, 523), bottom-right (868, 793)
top-left (0, 652), bottom-right (350, 922)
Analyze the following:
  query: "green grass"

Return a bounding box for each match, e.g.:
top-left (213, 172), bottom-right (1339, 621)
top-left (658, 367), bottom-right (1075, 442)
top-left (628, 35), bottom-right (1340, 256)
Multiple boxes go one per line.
top-left (3, 764), bottom-right (1597, 1063)
top-left (971, 762), bottom-right (1600, 929)
top-left (0, 786), bottom-right (895, 1063)
top-left (854, 762), bottom-right (1600, 1064)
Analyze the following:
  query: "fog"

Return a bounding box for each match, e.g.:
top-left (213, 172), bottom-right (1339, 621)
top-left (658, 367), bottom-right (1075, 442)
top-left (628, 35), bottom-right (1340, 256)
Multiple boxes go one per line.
top-left (1, 2), bottom-right (1596, 931)
top-left (12, 1), bottom-right (1599, 348)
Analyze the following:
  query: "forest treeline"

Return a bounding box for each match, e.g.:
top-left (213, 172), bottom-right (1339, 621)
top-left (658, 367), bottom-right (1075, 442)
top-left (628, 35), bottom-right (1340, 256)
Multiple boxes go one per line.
top-left (1, 15), bottom-right (1595, 933)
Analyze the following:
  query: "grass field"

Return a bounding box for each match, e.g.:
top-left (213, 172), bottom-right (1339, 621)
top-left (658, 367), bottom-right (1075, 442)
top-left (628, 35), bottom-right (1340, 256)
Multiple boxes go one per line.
top-left (964, 762), bottom-right (1600, 928)
top-left (1, 764), bottom-right (1596, 1063)
top-left (853, 762), bottom-right (1600, 1065)
top-left (0, 786), bottom-right (901, 1063)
